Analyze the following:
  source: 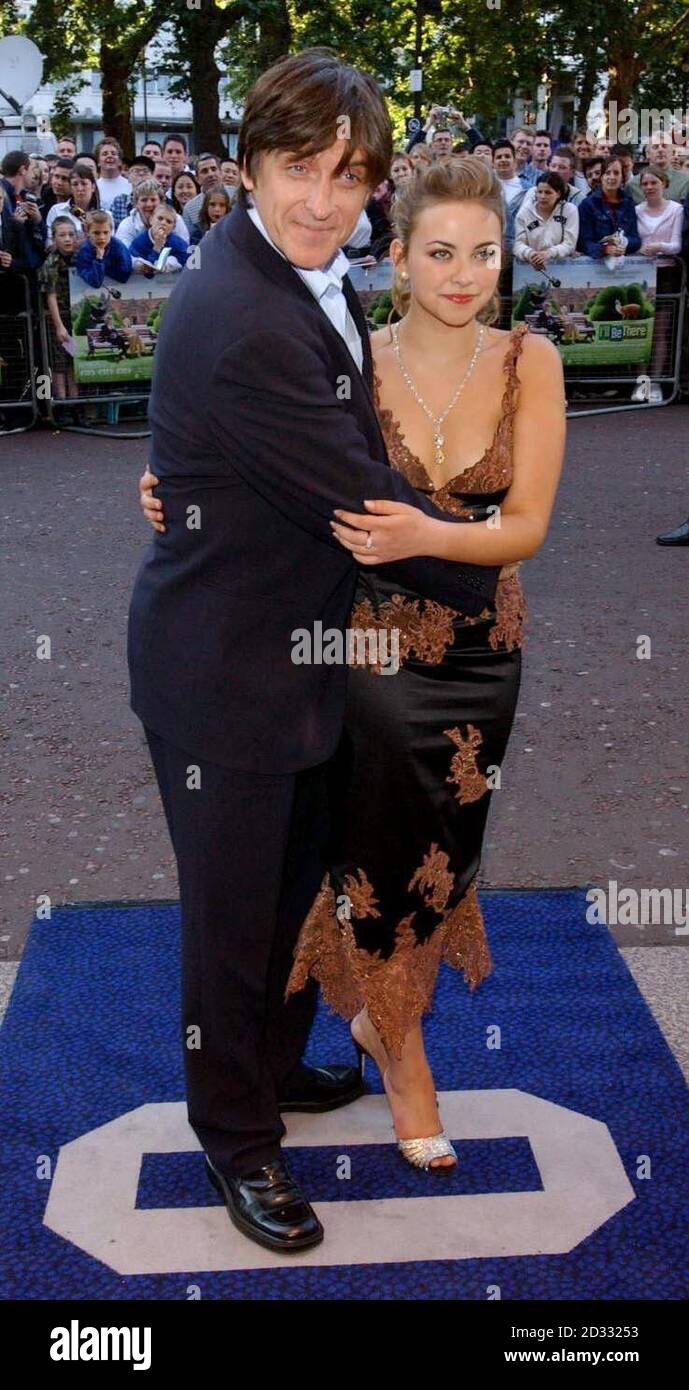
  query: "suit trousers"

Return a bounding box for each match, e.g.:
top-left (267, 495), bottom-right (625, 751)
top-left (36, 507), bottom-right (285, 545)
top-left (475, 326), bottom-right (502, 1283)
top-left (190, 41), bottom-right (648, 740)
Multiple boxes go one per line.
top-left (144, 727), bottom-right (326, 1176)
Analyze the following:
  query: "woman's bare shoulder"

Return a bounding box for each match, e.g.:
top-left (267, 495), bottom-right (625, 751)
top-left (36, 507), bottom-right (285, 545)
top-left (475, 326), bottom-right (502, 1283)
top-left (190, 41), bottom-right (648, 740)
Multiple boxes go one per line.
top-left (517, 326), bottom-right (564, 375)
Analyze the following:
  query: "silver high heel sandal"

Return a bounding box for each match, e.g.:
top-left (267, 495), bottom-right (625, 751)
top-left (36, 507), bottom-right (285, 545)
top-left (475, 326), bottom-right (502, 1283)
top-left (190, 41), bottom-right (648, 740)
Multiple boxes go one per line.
top-left (352, 1024), bottom-right (457, 1173)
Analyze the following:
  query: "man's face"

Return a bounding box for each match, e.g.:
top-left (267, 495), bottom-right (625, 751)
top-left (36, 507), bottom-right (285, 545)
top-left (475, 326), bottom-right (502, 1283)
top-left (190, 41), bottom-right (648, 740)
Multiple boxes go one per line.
top-left (57, 138), bottom-right (76, 159)
top-left (26, 159), bottom-right (43, 191)
top-left (142, 143), bottom-right (162, 161)
top-left (241, 141), bottom-right (372, 269)
top-left (493, 146), bottom-right (516, 179)
top-left (129, 163), bottom-right (151, 188)
top-left (585, 159), bottom-right (604, 188)
top-left (11, 162), bottom-right (29, 191)
top-left (164, 142), bottom-right (186, 175)
top-left (533, 135), bottom-right (551, 164)
top-left (153, 161), bottom-right (172, 192)
top-left (574, 135), bottom-right (593, 159)
top-left (513, 132), bottom-right (531, 163)
top-left (99, 143), bottom-right (121, 174)
top-left (549, 154), bottom-right (573, 182)
top-left (221, 160), bottom-right (240, 186)
top-left (197, 158), bottom-right (221, 191)
top-left (646, 139), bottom-right (671, 170)
top-left (431, 129), bottom-right (453, 157)
top-left (472, 144), bottom-right (493, 166)
top-left (51, 167), bottom-right (72, 198)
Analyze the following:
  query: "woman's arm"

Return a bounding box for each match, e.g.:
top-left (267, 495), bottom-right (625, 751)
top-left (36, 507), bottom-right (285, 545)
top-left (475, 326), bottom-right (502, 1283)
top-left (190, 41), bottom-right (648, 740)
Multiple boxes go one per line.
top-left (331, 333), bottom-right (566, 567)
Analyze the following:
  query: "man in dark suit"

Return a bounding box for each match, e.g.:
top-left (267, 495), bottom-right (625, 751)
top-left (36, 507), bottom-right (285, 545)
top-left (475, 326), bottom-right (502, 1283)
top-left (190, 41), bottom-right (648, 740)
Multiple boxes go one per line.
top-left (127, 48), bottom-right (500, 1253)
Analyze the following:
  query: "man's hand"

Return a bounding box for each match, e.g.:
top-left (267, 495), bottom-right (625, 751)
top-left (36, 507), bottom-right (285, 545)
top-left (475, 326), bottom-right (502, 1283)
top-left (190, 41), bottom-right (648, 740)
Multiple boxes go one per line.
top-left (139, 467), bottom-right (165, 532)
top-left (23, 200), bottom-right (42, 223)
top-left (0, 250), bottom-right (12, 268)
top-left (330, 498), bottom-right (438, 565)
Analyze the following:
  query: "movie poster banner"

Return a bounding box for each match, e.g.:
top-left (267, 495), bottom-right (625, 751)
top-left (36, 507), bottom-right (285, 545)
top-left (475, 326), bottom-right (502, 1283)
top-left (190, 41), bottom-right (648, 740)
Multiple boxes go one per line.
top-left (67, 269), bottom-right (181, 385)
top-left (511, 255), bottom-right (657, 367)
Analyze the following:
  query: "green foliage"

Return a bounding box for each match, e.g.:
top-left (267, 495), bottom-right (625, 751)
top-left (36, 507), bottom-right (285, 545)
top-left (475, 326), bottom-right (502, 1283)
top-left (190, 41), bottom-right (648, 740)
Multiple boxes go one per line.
top-left (586, 281), bottom-right (654, 320)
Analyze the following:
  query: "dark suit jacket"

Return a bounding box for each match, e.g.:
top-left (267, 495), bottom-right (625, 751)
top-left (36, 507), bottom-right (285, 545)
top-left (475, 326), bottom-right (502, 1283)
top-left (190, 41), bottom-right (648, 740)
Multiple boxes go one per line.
top-left (127, 200), bottom-right (500, 774)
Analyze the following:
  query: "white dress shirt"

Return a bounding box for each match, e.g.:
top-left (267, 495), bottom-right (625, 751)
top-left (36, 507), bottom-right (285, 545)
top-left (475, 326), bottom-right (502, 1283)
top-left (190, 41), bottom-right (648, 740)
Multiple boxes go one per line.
top-left (246, 198), bottom-right (364, 373)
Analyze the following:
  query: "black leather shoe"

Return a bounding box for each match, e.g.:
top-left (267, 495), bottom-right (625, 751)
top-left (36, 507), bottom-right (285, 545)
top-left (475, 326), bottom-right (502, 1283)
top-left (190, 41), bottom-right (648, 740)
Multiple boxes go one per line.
top-left (656, 519), bottom-right (689, 545)
top-left (278, 1060), bottom-right (365, 1112)
top-left (206, 1156), bottom-right (323, 1253)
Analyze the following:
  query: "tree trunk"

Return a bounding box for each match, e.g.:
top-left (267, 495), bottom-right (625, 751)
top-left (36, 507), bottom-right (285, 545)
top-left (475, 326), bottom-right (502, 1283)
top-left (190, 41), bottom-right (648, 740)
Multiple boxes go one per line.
top-left (254, 0), bottom-right (291, 74)
top-left (606, 45), bottom-right (643, 112)
top-left (188, 34), bottom-right (225, 154)
top-left (577, 54), bottom-right (600, 131)
top-left (100, 45), bottom-right (135, 153)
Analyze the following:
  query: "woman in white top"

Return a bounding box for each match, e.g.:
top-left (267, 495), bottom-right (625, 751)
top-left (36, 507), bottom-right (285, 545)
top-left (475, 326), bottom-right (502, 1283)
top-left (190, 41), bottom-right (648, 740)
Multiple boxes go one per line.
top-left (636, 165), bottom-right (683, 256)
top-left (513, 173), bottom-right (579, 268)
top-left (46, 164), bottom-right (112, 243)
top-left (115, 179), bottom-right (189, 249)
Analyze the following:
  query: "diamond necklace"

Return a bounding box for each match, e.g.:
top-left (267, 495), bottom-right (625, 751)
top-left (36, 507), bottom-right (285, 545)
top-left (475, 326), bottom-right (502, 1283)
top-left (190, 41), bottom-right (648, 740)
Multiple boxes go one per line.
top-left (392, 318), bottom-right (486, 479)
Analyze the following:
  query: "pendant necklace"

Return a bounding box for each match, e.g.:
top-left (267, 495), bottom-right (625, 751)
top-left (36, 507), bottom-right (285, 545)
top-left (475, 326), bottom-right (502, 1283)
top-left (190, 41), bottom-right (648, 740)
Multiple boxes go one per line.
top-left (392, 318), bottom-right (486, 480)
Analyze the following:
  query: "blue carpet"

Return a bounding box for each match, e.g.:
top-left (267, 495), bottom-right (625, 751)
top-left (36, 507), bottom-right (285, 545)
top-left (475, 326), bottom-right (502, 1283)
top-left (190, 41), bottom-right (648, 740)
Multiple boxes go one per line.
top-left (1, 889), bottom-right (688, 1299)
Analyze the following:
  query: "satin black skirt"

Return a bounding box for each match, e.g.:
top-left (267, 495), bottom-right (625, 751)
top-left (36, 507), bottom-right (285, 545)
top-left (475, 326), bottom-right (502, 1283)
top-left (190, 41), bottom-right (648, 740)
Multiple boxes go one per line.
top-left (286, 572), bottom-right (523, 1057)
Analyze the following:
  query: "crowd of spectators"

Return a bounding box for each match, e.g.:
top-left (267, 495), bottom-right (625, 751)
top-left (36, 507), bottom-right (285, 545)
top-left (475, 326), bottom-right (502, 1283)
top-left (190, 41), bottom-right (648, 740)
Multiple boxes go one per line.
top-left (2, 111), bottom-right (689, 418)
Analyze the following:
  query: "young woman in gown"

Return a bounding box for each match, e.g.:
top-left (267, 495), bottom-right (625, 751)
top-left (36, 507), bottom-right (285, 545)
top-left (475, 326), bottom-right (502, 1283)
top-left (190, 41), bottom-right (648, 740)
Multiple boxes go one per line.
top-left (139, 157), bottom-right (566, 1172)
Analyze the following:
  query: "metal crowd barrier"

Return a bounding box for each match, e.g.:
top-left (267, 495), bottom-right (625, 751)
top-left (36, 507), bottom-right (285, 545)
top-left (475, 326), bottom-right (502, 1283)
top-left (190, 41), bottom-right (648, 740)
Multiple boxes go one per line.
top-left (0, 273), bottom-right (38, 435)
top-left (350, 253), bottom-right (688, 418)
top-left (550, 254), bottom-right (687, 418)
top-left (2, 254), bottom-right (687, 438)
top-left (37, 292), bottom-right (151, 439)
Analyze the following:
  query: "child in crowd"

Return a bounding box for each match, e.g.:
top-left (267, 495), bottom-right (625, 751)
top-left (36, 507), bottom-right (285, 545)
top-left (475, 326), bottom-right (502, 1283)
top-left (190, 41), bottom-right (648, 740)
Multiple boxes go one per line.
top-left (75, 211), bottom-right (132, 286)
top-left (128, 204), bottom-right (190, 271)
top-left (38, 216), bottom-right (79, 400)
top-left (190, 187), bottom-right (231, 244)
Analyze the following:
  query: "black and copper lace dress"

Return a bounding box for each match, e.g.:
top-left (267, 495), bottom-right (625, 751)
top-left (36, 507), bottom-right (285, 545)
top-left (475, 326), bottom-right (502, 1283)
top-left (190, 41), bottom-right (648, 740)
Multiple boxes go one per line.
top-left (285, 323), bottom-right (529, 1058)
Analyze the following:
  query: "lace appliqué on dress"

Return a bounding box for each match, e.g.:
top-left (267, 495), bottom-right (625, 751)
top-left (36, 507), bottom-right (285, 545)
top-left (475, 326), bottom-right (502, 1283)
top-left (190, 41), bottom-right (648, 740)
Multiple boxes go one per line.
top-left (490, 570), bottom-right (527, 652)
top-left (443, 724), bottom-right (488, 804)
top-left (285, 853), bottom-right (493, 1058)
top-left (349, 593), bottom-right (492, 673)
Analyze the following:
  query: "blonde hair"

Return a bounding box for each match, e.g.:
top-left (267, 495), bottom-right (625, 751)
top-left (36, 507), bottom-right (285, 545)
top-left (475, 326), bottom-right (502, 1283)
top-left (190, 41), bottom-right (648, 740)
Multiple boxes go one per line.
top-left (390, 155), bottom-right (505, 324)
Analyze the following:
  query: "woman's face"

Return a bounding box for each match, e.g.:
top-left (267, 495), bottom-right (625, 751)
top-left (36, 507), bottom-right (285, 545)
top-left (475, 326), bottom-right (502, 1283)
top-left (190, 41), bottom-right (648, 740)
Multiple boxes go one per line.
top-left (206, 194), bottom-right (228, 224)
top-left (391, 157), bottom-right (412, 185)
top-left (408, 146), bottom-right (430, 169)
top-left (601, 161), bottom-right (623, 193)
top-left (137, 192), bottom-right (162, 223)
top-left (640, 172), bottom-right (664, 201)
top-left (174, 175), bottom-right (197, 206)
top-left (70, 174), bottom-right (93, 207)
top-left (392, 198), bottom-right (502, 327)
top-left (535, 182), bottom-right (561, 215)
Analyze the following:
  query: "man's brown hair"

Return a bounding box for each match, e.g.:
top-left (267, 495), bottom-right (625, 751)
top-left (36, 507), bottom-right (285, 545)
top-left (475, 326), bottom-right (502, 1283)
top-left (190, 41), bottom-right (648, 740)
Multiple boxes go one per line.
top-left (235, 47), bottom-right (392, 207)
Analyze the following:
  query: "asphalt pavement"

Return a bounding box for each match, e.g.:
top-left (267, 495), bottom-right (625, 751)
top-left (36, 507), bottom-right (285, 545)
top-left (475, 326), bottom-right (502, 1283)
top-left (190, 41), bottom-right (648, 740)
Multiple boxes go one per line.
top-left (2, 406), bottom-right (688, 960)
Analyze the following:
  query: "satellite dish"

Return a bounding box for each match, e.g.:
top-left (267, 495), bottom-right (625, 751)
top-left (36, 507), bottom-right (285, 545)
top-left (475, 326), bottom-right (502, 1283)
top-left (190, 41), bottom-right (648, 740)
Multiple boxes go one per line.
top-left (0, 36), bottom-right (44, 113)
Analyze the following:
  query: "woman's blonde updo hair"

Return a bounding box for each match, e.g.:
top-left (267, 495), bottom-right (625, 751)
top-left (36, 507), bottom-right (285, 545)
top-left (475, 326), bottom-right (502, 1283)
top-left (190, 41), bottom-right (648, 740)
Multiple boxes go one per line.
top-left (390, 155), bottom-right (505, 324)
